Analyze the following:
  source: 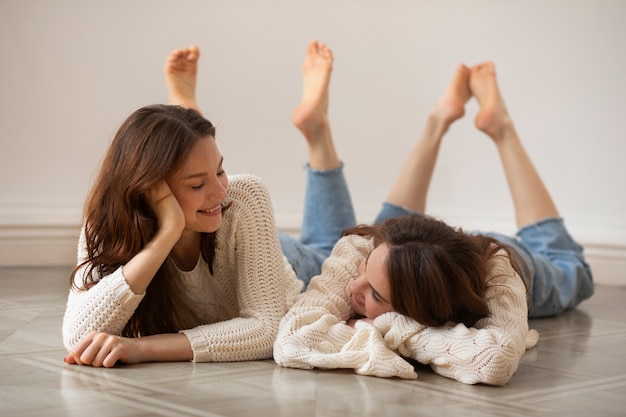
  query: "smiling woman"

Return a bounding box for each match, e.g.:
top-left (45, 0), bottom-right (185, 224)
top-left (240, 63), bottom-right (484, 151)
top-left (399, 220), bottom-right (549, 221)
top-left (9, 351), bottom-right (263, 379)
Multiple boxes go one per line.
top-left (62, 103), bottom-right (301, 366)
top-left (61, 46), bottom-right (310, 368)
top-left (61, 40), bottom-right (365, 368)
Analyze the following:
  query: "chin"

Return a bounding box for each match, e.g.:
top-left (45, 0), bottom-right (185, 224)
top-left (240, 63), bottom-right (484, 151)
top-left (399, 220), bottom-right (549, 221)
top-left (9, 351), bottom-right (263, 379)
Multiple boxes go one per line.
top-left (350, 303), bottom-right (364, 318)
top-left (202, 217), bottom-right (223, 233)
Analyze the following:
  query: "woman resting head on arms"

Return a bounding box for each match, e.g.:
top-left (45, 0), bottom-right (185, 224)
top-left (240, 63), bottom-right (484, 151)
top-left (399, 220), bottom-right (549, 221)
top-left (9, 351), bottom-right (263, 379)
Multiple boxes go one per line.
top-left (274, 45), bottom-right (594, 385)
top-left (344, 213), bottom-right (526, 329)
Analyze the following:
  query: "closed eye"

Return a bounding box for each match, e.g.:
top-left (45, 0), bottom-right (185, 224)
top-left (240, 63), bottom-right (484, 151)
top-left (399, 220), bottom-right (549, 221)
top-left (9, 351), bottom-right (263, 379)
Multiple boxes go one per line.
top-left (370, 286), bottom-right (382, 303)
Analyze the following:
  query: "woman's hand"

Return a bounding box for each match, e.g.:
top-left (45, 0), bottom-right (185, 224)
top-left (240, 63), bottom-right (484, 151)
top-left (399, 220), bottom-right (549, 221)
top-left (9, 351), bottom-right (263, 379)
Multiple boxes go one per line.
top-left (149, 181), bottom-right (185, 237)
top-left (64, 331), bottom-right (194, 367)
top-left (64, 331), bottom-right (142, 368)
top-left (119, 181), bottom-right (185, 294)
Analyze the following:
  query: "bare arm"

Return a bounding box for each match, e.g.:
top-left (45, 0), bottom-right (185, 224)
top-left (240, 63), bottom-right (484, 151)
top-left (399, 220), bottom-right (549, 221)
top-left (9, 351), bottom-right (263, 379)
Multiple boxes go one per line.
top-left (65, 332), bottom-right (192, 368)
top-left (121, 182), bottom-right (184, 294)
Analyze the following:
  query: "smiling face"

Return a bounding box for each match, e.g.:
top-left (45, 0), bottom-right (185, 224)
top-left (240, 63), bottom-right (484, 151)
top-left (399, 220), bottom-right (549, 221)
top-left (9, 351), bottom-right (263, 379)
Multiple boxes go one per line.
top-left (167, 136), bottom-right (228, 234)
top-left (347, 243), bottom-right (395, 319)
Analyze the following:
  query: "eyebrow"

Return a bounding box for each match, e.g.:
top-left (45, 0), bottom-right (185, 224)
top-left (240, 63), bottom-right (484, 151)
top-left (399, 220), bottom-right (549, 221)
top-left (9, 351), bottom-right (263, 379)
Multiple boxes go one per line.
top-left (181, 157), bottom-right (224, 180)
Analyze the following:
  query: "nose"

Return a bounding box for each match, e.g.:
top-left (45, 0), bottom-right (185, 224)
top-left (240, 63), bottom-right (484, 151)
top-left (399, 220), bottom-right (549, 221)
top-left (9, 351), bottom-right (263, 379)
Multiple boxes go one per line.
top-left (206, 178), bottom-right (227, 201)
top-left (347, 279), bottom-right (356, 295)
top-left (348, 271), bottom-right (367, 295)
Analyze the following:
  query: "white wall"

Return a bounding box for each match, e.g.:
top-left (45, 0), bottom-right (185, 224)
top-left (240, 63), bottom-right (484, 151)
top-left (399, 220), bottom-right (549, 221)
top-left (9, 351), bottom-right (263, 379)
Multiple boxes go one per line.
top-left (1, 0), bottom-right (625, 284)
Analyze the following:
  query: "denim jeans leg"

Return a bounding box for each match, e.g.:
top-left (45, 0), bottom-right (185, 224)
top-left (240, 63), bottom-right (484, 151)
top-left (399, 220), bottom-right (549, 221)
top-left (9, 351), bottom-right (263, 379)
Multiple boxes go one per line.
top-left (373, 202), bottom-right (416, 225)
top-left (299, 163), bottom-right (356, 253)
top-left (280, 163), bottom-right (357, 287)
top-left (516, 217), bottom-right (594, 317)
top-left (481, 217), bottom-right (594, 318)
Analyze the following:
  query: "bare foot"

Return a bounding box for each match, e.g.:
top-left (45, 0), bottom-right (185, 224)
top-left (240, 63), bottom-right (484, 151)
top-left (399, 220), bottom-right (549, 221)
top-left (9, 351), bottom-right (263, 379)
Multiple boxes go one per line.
top-left (291, 40), bottom-right (333, 141)
top-left (164, 45), bottom-right (200, 112)
top-left (469, 62), bottom-right (513, 141)
top-left (433, 64), bottom-right (472, 126)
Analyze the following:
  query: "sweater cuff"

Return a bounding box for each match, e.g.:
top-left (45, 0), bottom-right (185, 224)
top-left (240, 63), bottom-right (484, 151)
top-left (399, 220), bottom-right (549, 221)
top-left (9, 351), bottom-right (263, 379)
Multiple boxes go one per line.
top-left (373, 312), bottom-right (424, 349)
top-left (111, 266), bottom-right (145, 307)
top-left (179, 329), bottom-right (205, 362)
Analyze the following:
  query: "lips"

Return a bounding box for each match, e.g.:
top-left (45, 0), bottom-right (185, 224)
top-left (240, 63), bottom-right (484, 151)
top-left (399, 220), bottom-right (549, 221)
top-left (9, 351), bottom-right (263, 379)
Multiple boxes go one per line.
top-left (198, 203), bottom-right (222, 215)
top-left (352, 294), bottom-right (365, 309)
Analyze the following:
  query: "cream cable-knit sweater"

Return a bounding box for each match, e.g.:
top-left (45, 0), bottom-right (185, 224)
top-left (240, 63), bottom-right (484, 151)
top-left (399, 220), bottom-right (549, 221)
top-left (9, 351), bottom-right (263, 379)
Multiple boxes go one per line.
top-left (63, 174), bottom-right (303, 362)
top-left (274, 234), bottom-right (539, 385)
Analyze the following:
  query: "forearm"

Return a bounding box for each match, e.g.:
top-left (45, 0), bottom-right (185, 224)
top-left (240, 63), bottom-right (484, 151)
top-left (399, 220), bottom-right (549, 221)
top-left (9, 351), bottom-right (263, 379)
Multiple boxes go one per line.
top-left (121, 227), bottom-right (180, 294)
top-left (137, 333), bottom-right (193, 362)
top-left (63, 267), bottom-right (144, 349)
top-left (64, 331), bottom-right (193, 367)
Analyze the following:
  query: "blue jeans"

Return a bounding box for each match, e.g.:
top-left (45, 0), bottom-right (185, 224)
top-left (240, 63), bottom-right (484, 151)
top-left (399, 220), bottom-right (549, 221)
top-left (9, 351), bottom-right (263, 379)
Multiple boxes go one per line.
top-left (375, 204), bottom-right (595, 318)
top-left (279, 164), bottom-right (356, 287)
top-left (279, 166), bottom-right (594, 318)
top-left (279, 165), bottom-right (406, 287)
top-left (376, 205), bottom-right (595, 318)
top-left (480, 217), bottom-right (594, 318)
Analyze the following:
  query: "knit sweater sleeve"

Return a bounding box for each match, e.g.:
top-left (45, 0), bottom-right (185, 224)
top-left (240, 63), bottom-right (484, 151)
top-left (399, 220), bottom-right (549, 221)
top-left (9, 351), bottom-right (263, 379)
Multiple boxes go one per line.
top-left (62, 229), bottom-right (144, 350)
top-left (181, 174), bottom-right (301, 362)
top-left (274, 235), bottom-right (417, 379)
top-left (372, 251), bottom-right (539, 385)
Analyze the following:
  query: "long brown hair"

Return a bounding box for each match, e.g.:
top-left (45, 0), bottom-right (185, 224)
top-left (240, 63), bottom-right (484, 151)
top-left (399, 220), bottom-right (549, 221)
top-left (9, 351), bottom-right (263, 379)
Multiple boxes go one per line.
top-left (71, 104), bottom-right (227, 337)
top-left (344, 213), bottom-right (527, 327)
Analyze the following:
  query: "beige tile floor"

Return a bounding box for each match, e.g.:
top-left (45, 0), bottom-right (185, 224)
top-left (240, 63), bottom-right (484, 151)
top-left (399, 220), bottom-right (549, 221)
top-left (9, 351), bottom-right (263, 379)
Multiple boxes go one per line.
top-left (1, 266), bottom-right (625, 417)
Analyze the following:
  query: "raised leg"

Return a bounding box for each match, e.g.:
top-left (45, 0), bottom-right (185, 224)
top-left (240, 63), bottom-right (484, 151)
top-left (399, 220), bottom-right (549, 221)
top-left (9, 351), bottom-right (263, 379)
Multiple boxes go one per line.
top-left (164, 45), bottom-right (201, 113)
top-left (280, 41), bottom-right (356, 286)
top-left (470, 62), bottom-right (559, 228)
top-left (292, 40), bottom-right (340, 170)
top-left (384, 64), bottom-right (472, 213)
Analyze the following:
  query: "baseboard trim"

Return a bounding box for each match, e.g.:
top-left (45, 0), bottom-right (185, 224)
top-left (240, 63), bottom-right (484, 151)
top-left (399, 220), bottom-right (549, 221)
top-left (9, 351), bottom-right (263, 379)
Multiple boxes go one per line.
top-left (1, 223), bottom-right (624, 286)
top-left (0, 225), bottom-right (80, 267)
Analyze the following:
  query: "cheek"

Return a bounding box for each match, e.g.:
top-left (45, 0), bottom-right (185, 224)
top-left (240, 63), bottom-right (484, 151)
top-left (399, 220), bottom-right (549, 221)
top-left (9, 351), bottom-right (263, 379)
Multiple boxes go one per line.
top-left (176, 194), bottom-right (194, 211)
top-left (176, 192), bottom-right (202, 216)
top-left (365, 298), bottom-right (394, 319)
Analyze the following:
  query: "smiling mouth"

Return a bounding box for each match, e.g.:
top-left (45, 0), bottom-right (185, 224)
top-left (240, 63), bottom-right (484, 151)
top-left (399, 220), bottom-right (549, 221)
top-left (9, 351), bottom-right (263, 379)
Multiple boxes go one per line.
top-left (198, 203), bottom-right (222, 214)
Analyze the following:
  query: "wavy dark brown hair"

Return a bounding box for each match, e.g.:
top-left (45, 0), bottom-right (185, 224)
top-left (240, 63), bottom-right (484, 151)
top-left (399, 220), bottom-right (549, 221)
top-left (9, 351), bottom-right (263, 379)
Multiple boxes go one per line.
top-left (344, 213), bottom-right (528, 327)
top-left (71, 104), bottom-right (229, 337)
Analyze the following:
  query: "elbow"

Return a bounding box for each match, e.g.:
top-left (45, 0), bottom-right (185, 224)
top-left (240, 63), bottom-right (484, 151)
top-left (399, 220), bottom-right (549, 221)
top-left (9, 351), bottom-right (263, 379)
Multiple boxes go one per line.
top-left (61, 321), bottom-right (79, 352)
top-left (272, 329), bottom-right (291, 366)
top-left (272, 332), bottom-right (313, 370)
top-left (436, 345), bottom-right (521, 386)
top-left (473, 349), bottom-right (521, 386)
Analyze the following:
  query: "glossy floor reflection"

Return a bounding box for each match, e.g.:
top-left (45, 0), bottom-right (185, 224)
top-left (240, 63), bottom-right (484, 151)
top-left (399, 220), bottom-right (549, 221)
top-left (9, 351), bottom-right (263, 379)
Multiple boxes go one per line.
top-left (1, 266), bottom-right (625, 417)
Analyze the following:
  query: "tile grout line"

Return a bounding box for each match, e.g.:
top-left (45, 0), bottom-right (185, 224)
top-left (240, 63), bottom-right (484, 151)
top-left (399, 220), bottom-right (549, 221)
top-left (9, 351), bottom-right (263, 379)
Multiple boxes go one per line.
top-left (16, 356), bottom-right (179, 395)
top-left (502, 374), bottom-right (626, 402)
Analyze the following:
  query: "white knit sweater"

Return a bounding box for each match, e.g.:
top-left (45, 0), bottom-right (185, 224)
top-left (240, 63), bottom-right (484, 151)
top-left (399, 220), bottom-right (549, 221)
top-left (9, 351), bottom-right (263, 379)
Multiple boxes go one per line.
top-left (63, 174), bottom-right (303, 362)
top-left (274, 234), bottom-right (539, 385)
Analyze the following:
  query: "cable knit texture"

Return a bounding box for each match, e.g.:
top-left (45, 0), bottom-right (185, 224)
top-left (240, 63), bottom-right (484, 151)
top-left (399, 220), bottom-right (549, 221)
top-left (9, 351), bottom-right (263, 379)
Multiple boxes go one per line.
top-left (274, 234), bottom-right (538, 385)
top-left (63, 174), bottom-right (303, 362)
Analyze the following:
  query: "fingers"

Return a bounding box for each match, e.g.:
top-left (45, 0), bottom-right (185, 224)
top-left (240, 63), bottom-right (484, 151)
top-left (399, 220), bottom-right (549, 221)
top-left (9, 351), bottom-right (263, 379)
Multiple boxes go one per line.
top-left (147, 182), bottom-right (185, 234)
top-left (63, 354), bottom-right (77, 365)
top-left (148, 181), bottom-right (174, 205)
top-left (66, 331), bottom-right (122, 368)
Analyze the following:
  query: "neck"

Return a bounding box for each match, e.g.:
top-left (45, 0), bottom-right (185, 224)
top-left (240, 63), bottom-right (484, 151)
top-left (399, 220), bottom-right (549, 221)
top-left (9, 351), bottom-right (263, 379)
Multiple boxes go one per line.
top-left (170, 231), bottom-right (201, 271)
